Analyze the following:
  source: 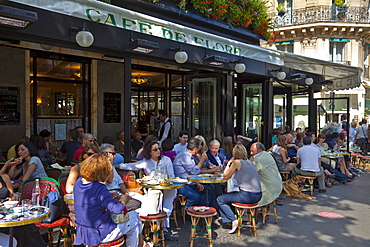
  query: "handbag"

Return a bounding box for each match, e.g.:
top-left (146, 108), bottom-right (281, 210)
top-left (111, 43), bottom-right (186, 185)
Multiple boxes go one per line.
top-left (227, 174), bottom-right (240, 193)
top-left (40, 184), bottom-right (62, 223)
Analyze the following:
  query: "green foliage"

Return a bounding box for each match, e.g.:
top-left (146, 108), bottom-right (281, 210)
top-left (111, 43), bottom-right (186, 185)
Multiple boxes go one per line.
top-left (334, 0), bottom-right (344, 6)
top-left (154, 0), bottom-right (275, 40)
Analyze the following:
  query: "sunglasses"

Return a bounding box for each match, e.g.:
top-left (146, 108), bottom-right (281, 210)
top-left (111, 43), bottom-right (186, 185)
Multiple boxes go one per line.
top-left (151, 148), bottom-right (161, 152)
top-left (84, 152), bottom-right (95, 156)
top-left (106, 152), bottom-right (116, 155)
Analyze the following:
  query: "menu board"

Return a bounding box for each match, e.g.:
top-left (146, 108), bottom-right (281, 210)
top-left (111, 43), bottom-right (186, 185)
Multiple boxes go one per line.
top-left (104, 92), bottom-right (121, 123)
top-left (0, 87), bottom-right (20, 125)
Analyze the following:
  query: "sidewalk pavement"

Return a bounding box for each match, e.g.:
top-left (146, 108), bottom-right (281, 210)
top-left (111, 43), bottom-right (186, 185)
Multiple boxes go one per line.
top-left (166, 172), bottom-right (370, 247)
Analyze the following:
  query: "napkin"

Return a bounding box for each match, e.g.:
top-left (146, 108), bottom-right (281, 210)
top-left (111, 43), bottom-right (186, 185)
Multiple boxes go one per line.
top-left (47, 192), bottom-right (59, 203)
top-left (50, 163), bottom-right (63, 169)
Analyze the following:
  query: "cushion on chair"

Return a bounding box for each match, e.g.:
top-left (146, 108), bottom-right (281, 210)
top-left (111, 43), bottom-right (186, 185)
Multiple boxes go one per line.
top-left (187, 206), bottom-right (217, 215)
top-left (140, 211), bottom-right (167, 220)
top-left (35, 217), bottom-right (70, 229)
top-left (231, 202), bottom-right (259, 208)
top-left (97, 236), bottom-right (125, 247)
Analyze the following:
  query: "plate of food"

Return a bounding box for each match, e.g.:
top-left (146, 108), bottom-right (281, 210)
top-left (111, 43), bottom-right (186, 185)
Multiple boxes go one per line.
top-left (198, 174), bottom-right (213, 177)
top-left (172, 178), bottom-right (188, 184)
top-left (147, 180), bottom-right (159, 185)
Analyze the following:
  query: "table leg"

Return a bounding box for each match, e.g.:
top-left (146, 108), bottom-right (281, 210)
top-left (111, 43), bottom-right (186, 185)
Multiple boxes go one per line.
top-left (9, 227), bottom-right (13, 247)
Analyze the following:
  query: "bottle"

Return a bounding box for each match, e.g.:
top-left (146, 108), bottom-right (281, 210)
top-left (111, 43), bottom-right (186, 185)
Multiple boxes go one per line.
top-left (32, 179), bottom-right (41, 206)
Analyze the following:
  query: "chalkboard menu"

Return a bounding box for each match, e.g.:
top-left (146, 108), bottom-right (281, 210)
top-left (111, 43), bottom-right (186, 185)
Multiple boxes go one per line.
top-left (0, 87), bottom-right (20, 125)
top-left (104, 92), bottom-right (121, 123)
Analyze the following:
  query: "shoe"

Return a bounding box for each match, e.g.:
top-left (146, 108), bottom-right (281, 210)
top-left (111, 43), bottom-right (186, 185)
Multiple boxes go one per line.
top-left (164, 231), bottom-right (178, 241)
top-left (318, 189), bottom-right (326, 193)
top-left (276, 200), bottom-right (283, 206)
top-left (228, 220), bottom-right (238, 234)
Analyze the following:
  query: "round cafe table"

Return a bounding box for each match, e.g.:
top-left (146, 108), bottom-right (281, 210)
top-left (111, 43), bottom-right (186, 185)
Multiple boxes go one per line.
top-left (0, 206), bottom-right (50, 247)
top-left (140, 182), bottom-right (185, 190)
top-left (188, 174), bottom-right (228, 206)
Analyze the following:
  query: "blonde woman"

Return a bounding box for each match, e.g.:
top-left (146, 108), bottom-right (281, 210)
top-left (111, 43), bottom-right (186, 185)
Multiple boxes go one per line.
top-left (271, 135), bottom-right (296, 172)
top-left (215, 145), bottom-right (262, 234)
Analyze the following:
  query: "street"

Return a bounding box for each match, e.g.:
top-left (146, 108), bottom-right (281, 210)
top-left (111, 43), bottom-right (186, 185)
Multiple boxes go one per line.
top-left (167, 172), bottom-right (370, 247)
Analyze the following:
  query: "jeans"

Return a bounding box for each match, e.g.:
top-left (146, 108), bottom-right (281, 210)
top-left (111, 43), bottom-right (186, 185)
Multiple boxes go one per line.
top-left (216, 190), bottom-right (262, 223)
top-left (177, 184), bottom-right (212, 209)
top-left (321, 162), bottom-right (349, 183)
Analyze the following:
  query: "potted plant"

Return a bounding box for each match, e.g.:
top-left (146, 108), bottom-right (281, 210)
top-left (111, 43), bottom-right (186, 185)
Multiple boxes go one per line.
top-left (334, 0), bottom-right (346, 21)
top-left (276, 3), bottom-right (286, 16)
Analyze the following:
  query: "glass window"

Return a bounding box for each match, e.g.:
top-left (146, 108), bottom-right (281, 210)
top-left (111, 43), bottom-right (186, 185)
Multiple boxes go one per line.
top-left (277, 44), bottom-right (293, 53)
top-left (330, 41), bottom-right (346, 63)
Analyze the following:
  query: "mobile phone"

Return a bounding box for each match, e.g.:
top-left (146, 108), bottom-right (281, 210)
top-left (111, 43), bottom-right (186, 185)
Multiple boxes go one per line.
top-left (0, 198), bottom-right (8, 203)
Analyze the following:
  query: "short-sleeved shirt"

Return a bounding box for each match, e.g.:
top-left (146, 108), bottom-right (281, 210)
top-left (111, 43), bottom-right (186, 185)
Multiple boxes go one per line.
top-left (297, 145), bottom-right (321, 172)
top-left (356, 125), bottom-right (368, 139)
top-left (172, 143), bottom-right (187, 154)
top-left (24, 156), bottom-right (47, 178)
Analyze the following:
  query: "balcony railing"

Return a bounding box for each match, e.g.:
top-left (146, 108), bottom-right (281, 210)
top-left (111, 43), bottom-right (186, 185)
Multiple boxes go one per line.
top-left (274, 5), bottom-right (370, 27)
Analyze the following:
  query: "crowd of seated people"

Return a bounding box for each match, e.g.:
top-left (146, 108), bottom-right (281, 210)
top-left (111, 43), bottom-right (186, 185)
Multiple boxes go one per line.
top-left (0, 119), bottom-right (364, 246)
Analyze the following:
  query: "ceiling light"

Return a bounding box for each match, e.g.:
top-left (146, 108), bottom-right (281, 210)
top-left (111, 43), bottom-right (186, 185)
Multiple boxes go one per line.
top-left (203, 55), bottom-right (229, 66)
top-left (174, 50), bottom-right (188, 64)
top-left (305, 78), bottom-right (314, 85)
top-left (235, 63), bottom-right (246, 73)
top-left (126, 39), bottom-right (159, 54)
top-left (0, 5), bottom-right (38, 28)
top-left (131, 74), bottom-right (148, 85)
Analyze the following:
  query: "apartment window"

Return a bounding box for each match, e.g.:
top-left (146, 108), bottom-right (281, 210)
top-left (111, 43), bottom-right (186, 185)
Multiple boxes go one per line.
top-left (276, 40), bottom-right (293, 53)
top-left (329, 39), bottom-right (347, 64)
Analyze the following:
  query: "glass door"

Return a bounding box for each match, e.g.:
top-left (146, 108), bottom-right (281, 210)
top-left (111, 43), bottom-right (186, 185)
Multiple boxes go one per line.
top-left (241, 84), bottom-right (262, 142)
top-left (186, 75), bottom-right (218, 142)
top-left (273, 94), bottom-right (287, 131)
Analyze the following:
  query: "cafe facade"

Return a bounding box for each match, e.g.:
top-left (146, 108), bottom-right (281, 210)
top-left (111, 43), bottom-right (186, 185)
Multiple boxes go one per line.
top-left (0, 0), bottom-right (361, 161)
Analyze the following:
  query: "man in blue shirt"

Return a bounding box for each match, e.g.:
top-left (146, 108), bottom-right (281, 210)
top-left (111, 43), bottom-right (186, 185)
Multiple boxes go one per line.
top-left (173, 138), bottom-right (211, 208)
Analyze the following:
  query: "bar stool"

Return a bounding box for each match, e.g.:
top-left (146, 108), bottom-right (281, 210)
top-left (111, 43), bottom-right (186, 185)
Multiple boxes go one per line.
top-left (84, 236), bottom-right (125, 247)
top-left (231, 202), bottom-right (259, 237)
top-left (140, 212), bottom-right (167, 247)
top-left (296, 175), bottom-right (315, 195)
top-left (171, 197), bottom-right (179, 227)
top-left (177, 194), bottom-right (187, 223)
top-left (260, 200), bottom-right (278, 224)
top-left (187, 206), bottom-right (217, 247)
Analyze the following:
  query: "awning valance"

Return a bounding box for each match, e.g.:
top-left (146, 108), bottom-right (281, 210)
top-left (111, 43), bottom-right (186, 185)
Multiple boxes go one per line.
top-left (282, 52), bottom-right (362, 91)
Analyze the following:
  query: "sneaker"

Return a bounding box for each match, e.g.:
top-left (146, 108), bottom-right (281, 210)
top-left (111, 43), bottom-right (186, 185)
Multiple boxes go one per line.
top-left (318, 189), bottom-right (326, 193)
top-left (228, 220), bottom-right (238, 234)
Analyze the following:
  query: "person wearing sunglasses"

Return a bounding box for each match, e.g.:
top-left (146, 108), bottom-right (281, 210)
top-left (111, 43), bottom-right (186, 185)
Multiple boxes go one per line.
top-left (117, 141), bottom-right (177, 240)
top-left (100, 143), bottom-right (141, 212)
top-left (72, 133), bottom-right (98, 162)
top-left (66, 144), bottom-right (102, 194)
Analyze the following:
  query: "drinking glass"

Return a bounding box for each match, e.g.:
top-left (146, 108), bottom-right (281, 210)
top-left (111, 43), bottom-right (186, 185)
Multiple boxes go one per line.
top-left (22, 199), bottom-right (32, 211)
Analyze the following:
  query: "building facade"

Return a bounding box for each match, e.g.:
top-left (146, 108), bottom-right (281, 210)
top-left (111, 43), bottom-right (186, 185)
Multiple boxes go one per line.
top-left (0, 0), bottom-right (361, 161)
top-left (264, 0), bottom-right (370, 130)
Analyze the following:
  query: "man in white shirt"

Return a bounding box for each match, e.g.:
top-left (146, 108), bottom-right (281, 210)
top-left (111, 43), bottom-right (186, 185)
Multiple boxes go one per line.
top-left (292, 136), bottom-right (326, 193)
top-left (172, 130), bottom-right (189, 154)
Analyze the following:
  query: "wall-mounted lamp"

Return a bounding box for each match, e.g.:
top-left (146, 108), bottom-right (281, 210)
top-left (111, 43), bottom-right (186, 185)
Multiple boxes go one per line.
top-left (203, 55), bottom-right (229, 66)
top-left (126, 38), bottom-right (159, 54)
top-left (174, 50), bottom-right (188, 63)
top-left (305, 77), bottom-right (314, 85)
top-left (270, 69), bottom-right (286, 80)
top-left (0, 5), bottom-right (38, 28)
top-left (71, 23), bottom-right (94, 47)
top-left (169, 46), bottom-right (188, 63)
top-left (234, 62), bottom-right (246, 73)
